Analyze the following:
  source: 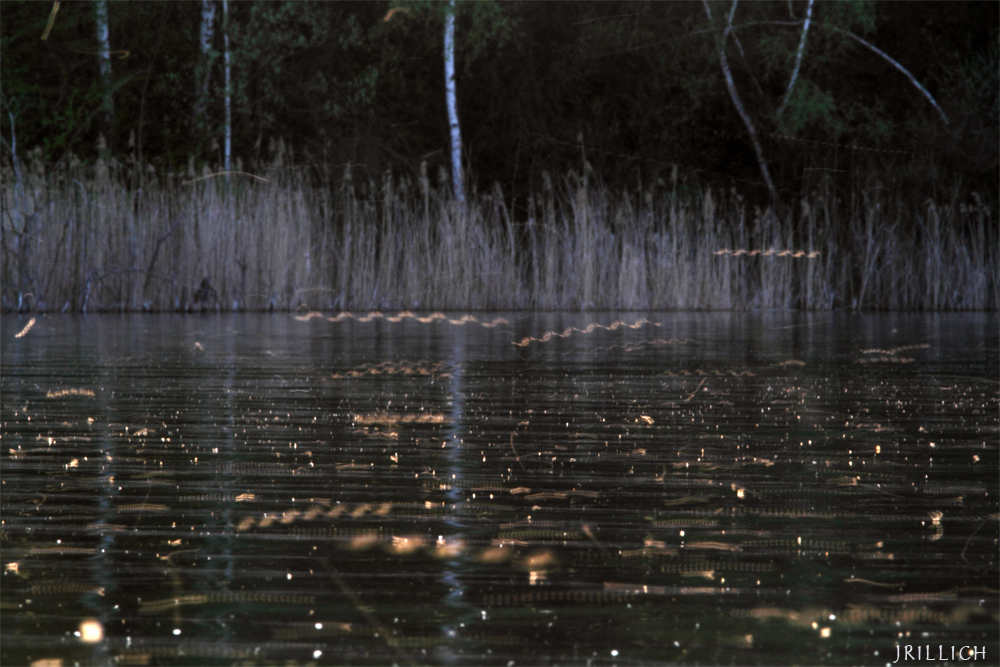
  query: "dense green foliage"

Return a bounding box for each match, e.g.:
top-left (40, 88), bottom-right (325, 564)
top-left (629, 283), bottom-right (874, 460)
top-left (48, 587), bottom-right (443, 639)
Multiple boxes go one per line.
top-left (2, 1), bottom-right (996, 204)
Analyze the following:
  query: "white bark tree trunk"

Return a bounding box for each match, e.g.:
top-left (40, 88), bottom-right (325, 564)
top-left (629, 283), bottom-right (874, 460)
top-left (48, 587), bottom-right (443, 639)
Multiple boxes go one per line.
top-left (94, 0), bottom-right (114, 130)
top-left (194, 0), bottom-right (217, 124)
top-left (703, 0), bottom-right (778, 205)
top-left (776, 0), bottom-right (813, 118)
top-left (444, 0), bottom-right (464, 203)
top-left (223, 0), bottom-right (232, 174)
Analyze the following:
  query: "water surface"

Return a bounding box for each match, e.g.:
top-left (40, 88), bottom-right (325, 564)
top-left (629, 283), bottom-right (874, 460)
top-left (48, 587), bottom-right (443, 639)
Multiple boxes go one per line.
top-left (2, 312), bottom-right (997, 666)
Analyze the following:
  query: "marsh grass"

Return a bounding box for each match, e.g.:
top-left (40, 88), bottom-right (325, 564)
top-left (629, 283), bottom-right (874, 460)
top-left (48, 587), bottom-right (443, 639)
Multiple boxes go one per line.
top-left (1, 152), bottom-right (995, 312)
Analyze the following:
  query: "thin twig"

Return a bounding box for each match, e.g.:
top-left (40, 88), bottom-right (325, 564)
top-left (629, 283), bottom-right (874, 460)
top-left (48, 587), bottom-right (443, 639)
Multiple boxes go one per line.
top-left (41, 2), bottom-right (60, 40)
top-left (684, 378), bottom-right (707, 402)
top-left (822, 23), bottom-right (948, 126)
top-left (960, 518), bottom-right (989, 572)
top-left (510, 433), bottom-right (526, 470)
top-left (182, 171), bottom-right (268, 185)
top-left (703, 0), bottom-right (779, 205)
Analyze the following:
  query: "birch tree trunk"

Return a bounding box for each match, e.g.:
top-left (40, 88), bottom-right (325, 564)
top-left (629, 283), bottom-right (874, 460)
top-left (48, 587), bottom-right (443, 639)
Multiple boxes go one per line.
top-left (703, 0), bottom-right (778, 206)
top-left (776, 0), bottom-right (813, 118)
top-left (223, 0), bottom-right (232, 174)
top-left (194, 0), bottom-right (217, 125)
top-left (94, 0), bottom-right (114, 131)
top-left (444, 0), bottom-right (464, 203)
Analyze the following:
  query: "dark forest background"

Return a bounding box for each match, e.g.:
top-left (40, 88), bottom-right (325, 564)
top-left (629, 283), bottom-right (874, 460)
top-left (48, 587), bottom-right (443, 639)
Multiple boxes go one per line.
top-left (2, 1), bottom-right (997, 206)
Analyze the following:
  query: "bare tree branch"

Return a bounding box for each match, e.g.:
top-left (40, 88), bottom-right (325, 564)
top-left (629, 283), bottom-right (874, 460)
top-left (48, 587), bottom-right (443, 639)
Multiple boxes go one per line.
top-left (727, 14), bottom-right (766, 98)
top-left (823, 23), bottom-right (949, 126)
top-left (703, 0), bottom-right (779, 205)
top-left (776, 0), bottom-right (813, 119)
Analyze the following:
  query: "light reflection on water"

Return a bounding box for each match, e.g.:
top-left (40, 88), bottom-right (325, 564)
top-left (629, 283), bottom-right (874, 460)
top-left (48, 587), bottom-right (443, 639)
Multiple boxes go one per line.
top-left (1, 312), bottom-right (997, 666)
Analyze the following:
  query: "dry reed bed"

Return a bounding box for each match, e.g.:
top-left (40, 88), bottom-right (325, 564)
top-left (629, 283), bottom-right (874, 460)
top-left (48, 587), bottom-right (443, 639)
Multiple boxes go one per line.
top-left (1, 155), bottom-right (995, 312)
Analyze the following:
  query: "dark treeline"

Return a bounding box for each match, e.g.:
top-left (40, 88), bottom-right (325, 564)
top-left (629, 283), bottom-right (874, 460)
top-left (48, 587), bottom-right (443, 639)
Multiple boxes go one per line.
top-left (3, 1), bottom-right (996, 201)
top-left (1, 1), bottom-right (997, 312)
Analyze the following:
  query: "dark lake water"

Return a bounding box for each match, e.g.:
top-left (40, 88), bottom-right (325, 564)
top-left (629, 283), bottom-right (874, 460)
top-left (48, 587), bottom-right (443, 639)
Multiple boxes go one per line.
top-left (2, 311), bottom-right (997, 666)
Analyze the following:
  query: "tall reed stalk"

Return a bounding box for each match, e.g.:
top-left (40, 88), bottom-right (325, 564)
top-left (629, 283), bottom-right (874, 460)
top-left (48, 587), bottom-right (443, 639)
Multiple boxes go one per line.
top-left (1, 152), bottom-right (995, 312)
